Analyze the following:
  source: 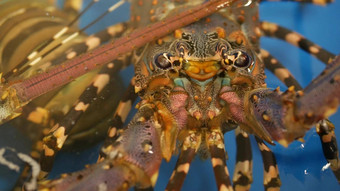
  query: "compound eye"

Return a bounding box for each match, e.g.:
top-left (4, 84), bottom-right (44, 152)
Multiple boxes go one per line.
top-left (232, 50), bottom-right (252, 68)
top-left (155, 53), bottom-right (172, 69)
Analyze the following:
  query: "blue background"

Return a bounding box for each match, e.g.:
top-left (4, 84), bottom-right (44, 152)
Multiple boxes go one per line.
top-left (0, 0), bottom-right (340, 190)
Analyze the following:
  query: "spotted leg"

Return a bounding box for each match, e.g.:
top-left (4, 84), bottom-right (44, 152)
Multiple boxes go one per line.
top-left (233, 127), bottom-right (253, 191)
top-left (255, 137), bottom-right (281, 191)
top-left (100, 79), bottom-right (138, 159)
top-left (260, 49), bottom-right (302, 90)
top-left (260, 21), bottom-right (335, 64)
top-left (39, 103), bottom-right (163, 190)
top-left (165, 131), bottom-right (201, 191)
top-left (40, 55), bottom-right (130, 176)
top-left (207, 129), bottom-right (233, 191)
top-left (316, 120), bottom-right (340, 182)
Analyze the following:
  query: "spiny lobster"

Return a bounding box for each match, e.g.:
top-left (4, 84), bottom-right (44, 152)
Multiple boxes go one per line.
top-left (0, 0), bottom-right (339, 191)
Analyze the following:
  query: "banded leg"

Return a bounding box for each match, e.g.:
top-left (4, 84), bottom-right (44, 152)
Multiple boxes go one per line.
top-left (255, 137), bottom-right (281, 191)
top-left (207, 129), bottom-right (233, 191)
top-left (233, 128), bottom-right (253, 191)
top-left (260, 21), bottom-right (335, 64)
top-left (165, 131), bottom-right (201, 191)
top-left (40, 104), bottom-right (163, 190)
top-left (260, 49), bottom-right (302, 90)
top-left (316, 119), bottom-right (340, 182)
top-left (100, 79), bottom-right (138, 159)
top-left (40, 54), bottom-right (130, 175)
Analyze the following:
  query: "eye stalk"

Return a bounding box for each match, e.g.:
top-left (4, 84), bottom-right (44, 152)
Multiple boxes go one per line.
top-left (154, 53), bottom-right (173, 69)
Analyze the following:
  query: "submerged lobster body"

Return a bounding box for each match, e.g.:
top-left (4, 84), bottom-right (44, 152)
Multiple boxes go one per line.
top-left (0, 0), bottom-right (340, 190)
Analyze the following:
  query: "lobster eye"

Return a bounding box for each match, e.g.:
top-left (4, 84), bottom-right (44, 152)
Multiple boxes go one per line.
top-left (232, 50), bottom-right (252, 68)
top-left (155, 53), bottom-right (172, 69)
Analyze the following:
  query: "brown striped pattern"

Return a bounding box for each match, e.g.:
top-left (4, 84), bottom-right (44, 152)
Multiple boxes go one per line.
top-left (260, 21), bottom-right (335, 64)
top-left (207, 129), bottom-right (233, 191)
top-left (233, 128), bottom-right (253, 191)
top-left (316, 119), bottom-right (340, 183)
top-left (166, 132), bottom-right (201, 191)
top-left (100, 79), bottom-right (138, 159)
top-left (260, 49), bottom-right (302, 90)
top-left (255, 137), bottom-right (281, 191)
top-left (40, 57), bottom-right (129, 173)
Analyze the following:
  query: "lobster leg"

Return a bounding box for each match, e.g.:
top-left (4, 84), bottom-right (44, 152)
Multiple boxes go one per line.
top-left (316, 119), bottom-right (340, 183)
top-left (260, 21), bottom-right (335, 64)
top-left (232, 127), bottom-right (253, 191)
top-left (100, 79), bottom-right (138, 159)
top-left (255, 137), bottom-right (281, 191)
top-left (40, 104), bottom-right (163, 191)
top-left (207, 129), bottom-right (233, 191)
top-left (40, 55), bottom-right (130, 175)
top-left (165, 131), bottom-right (201, 191)
top-left (260, 49), bottom-right (302, 90)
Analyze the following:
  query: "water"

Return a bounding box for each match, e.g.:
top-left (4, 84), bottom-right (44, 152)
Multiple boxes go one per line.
top-left (0, 0), bottom-right (340, 190)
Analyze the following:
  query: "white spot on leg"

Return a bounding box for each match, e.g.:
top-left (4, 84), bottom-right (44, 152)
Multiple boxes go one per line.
top-left (270, 58), bottom-right (278, 64)
top-left (93, 74), bottom-right (110, 94)
top-left (66, 51), bottom-right (77, 59)
top-left (74, 102), bottom-right (90, 112)
top-left (211, 157), bottom-right (224, 167)
top-left (232, 160), bottom-right (252, 182)
top-left (309, 45), bottom-right (320, 54)
top-left (86, 36), bottom-right (101, 50)
top-left (108, 127), bottom-right (117, 138)
top-left (264, 165), bottom-right (279, 185)
top-left (116, 101), bottom-right (132, 122)
top-left (97, 182), bottom-right (107, 191)
top-left (285, 33), bottom-right (302, 47)
top-left (177, 163), bottom-right (190, 174)
top-left (274, 68), bottom-right (291, 83)
top-left (262, 22), bottom-right (278, 33)
top-left (107, 63), bottom-right (115, 69)
top-left (107, 24), bottom-right (124, 36)
top-left (219, 184), bottom-right (233, 191)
